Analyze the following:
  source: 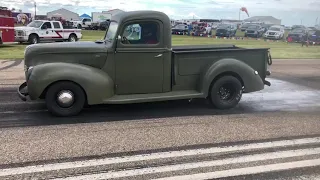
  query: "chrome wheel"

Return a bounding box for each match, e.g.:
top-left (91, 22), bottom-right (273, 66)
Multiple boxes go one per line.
top-left (56, 90), bottom-right (74, 108)
top-left (70, 36), bottom-right (76, 42)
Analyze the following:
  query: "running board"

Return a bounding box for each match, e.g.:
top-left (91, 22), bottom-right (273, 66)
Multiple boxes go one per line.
top-left (104, 90), bottom-right (205, 104)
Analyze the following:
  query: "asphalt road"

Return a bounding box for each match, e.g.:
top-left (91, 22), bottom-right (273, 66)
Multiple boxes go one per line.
top-left (0, 59), bottom-right (320, 179)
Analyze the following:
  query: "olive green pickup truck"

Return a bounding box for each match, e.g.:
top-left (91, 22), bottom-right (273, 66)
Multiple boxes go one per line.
top-left (18, 10), bottom-right (272, 116)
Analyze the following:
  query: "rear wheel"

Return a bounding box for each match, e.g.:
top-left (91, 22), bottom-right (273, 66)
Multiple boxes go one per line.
top-left (68, 34), bottom-right (77, 42)
top-left (208, 76), bottom-right (243, 109)
top-left (45, 81), bottom-right (86, 117)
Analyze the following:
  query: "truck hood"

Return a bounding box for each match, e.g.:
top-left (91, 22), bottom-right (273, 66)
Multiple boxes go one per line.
top-left (266, 30), bottom-right (280, 34)
top-left (14, 26), bottom-right (37, 31)
top-left (288, 32), bottom-right (303, 36)
top-left (24, 41), bottom-right (109, 69)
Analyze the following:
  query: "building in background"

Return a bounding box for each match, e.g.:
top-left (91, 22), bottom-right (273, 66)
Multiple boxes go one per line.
top-left (47, 8), bottom-right (80, 21)
top-left (102, 9), bottom-right (125, 17)
top-left (244, 16), bottom-right (281, 25)
top-left (35, 15), bottom-right (47, 20)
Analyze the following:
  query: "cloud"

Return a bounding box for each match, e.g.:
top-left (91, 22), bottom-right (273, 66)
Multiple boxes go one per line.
top-left (0, 0), bottom-right (318, 26)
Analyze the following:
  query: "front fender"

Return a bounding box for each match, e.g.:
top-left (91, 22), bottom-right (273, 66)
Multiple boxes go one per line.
top-left (28, 62), bottom-right (114, 105)
top-left (200, 58), bottom-right (264, 96)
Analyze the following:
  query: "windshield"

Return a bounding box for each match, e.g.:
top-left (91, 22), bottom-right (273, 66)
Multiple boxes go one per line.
top-left (104, 21), bottom-right (118, 42)
top-left (292, 29), bottom-right (304, 33)
top-left (27, 21), bottom-right (43, 28)
top-left (218, 24), bottom-right (231, 29)
top-left (248, 25), bottom-right (259, 29)
top-left (241, 23), bottom-right (251, 28)
top-left (269, 27), bottom-right (280, 31)
top-left (174, 24), bottom-right (186, 29)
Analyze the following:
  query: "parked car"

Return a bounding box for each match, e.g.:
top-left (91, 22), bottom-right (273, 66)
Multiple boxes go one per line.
top-left (72, 17), bottom-right (92, 29)
top-left (14, 20), bottom-right (82, 44)
top-left (286, 28), bottom-right (308, 42)
top-left (244, 25), bottom-right (265, 38)
top-left (291, 25), bottom-right (306, 30)
top-left (264, 25), bottom-right (285, 40)
top-left (99, 20), bottom-right (110, 31)
top-left (172, 24), bottom-right (188, 35)
top-left (215, 23), bottom-right (237, 37)
top-left (18, 10), bottom-right (272, 116)
top-left (308, 30), bottom-right (320, 44)
top-left (240, 23), bottom-right (254, 31)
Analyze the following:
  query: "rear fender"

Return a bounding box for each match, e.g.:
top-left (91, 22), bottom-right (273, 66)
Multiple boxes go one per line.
top-left (28, 62), bottom-right (114, 105)
top-left (200, 58), bottom-right (264, 96)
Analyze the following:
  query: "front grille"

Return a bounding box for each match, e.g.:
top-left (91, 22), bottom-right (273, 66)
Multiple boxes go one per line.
top-left (269, 32), bottom-right (275, 35)
top-left (247, 30), bottom-right (255, 33)
top-left (15, 30), bottom-right (23, 36)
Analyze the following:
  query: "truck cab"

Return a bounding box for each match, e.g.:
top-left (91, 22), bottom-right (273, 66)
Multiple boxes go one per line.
top-left (18, 10), bottom-right (272, 116)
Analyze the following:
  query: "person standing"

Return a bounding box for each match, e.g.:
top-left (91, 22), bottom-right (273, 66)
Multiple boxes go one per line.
top-left (188, 24), bottom-right (192, 36)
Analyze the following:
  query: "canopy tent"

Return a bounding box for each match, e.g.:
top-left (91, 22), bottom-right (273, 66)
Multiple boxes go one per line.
top-left (80, 13), bottom-right (91, 19)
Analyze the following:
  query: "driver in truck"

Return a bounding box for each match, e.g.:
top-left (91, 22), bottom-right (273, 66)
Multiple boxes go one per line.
top-left (141, 24), bottom-right (158, 44)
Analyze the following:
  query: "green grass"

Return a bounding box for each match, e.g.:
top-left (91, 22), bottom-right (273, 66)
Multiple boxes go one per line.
top-left (1, 30), bottom-right (319, 60)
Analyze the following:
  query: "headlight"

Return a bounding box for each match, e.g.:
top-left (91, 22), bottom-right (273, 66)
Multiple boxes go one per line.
top-left (27, 66), bottom-right (34, 80)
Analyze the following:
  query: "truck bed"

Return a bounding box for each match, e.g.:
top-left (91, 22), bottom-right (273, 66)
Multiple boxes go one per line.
top-left (171, 45), bottom-right (271, 91)
top-left (172, 44), bottom-right (240, 51)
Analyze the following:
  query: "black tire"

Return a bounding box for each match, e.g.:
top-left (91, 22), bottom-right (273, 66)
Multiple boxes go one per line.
top-left (45, 81), bottom-right (86, 117)
top-left (68, 34), bottom-right (77, 42)
top-left (208, 76), bottom-right (243, 109)
top-left (28, 34), bottom-right (39, 44)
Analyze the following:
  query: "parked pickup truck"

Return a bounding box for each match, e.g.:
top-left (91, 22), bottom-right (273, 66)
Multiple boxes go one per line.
top-left (18, 10), bottom-right (272, 116)
top-left (14, 20), bottom-right (82, 44)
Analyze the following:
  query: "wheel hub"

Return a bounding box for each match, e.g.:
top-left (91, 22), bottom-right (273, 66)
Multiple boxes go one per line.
top-left (57, 90), bottom-right (74, 108)
top-left (219, 87), bottom-right (231, 100)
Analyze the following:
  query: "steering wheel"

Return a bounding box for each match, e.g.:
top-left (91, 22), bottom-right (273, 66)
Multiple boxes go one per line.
top-left (122, 36), bottom-right (131, 44)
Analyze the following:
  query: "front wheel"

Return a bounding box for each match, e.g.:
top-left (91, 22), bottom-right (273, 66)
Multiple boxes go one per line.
top-left (45, 81), bottom-right (86, 116)
top-left (208, 76), bottom-right (243, 109)
top-left (28, 34), bottom-right (39, 44)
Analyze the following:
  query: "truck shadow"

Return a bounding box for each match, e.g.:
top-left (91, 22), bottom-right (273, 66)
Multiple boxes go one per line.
top-left (4, 99), bottom-right (251, 128)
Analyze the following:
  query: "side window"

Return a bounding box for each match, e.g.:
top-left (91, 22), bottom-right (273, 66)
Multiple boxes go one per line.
top-left (41, 22), bottom-right (52, 29)
top-left (53, 22), bottom-right (61, 29)
top-left (121, 22), bottom-right (159, 45)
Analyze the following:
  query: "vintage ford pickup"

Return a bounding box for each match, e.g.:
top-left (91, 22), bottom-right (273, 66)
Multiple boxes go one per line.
top-left (18, 10), bottom-right (272, 116)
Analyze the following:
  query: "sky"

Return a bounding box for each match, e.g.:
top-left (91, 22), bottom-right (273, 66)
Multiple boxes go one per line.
top-left (1, 0), bottom-right (320, 26)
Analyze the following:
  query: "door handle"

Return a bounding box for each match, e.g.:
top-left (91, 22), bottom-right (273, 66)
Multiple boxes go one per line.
top-left (155, 54), bottom-right (163, 58)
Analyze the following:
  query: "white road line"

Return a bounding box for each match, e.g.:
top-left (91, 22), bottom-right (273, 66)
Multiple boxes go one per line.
top-left (0, 110), bottom-right (47, 114)
top-left (52, 148), bottom-right (320, 180)
top-left (1, 137), bottom-right (320, 177)
top-left (154, 158), bottom-right (320, 180)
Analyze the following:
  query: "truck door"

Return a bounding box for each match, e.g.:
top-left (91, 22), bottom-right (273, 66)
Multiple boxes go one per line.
top-left (40, 21), bottom-right (53, 40)
top-left (52, 21), bottom-right (63, 39)
top-left (114, 20), bottom-right (165, 95)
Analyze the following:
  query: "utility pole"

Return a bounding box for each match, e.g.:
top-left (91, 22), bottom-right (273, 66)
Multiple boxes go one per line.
top-left (34, 1), bottom-right (37, 20)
